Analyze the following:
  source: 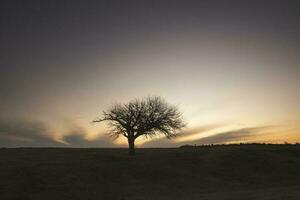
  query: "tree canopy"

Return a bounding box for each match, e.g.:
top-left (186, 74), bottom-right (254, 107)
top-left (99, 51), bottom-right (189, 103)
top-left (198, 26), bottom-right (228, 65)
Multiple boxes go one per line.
top-left (93, 96), bottom-right (185, 155)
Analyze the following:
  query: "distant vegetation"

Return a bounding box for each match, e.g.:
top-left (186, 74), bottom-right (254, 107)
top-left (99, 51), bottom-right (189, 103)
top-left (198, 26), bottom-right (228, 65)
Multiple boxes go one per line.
top-left (179, 143), bottom-right (300, 148)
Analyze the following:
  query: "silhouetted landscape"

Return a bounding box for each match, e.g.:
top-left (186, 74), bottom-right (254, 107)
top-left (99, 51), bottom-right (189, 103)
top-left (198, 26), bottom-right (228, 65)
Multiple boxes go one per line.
top-left (1, 0), bottom-right (300, 199)
top-left (1, 144), bottom-right (300, 200)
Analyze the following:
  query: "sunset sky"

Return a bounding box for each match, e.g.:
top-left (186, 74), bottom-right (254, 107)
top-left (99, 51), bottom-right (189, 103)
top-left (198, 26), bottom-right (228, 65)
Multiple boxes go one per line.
top-left (1, 0), bottom-right (299, 147)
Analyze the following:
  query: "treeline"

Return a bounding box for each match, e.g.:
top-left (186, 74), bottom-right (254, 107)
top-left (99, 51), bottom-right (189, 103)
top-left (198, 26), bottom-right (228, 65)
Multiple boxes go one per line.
top-left (179, 142), bottom-right (300, 148)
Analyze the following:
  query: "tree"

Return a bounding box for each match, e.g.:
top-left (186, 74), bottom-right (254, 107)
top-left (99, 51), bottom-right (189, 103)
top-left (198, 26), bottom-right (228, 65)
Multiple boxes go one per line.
top-left (93, 96), bottom-right (185, 155)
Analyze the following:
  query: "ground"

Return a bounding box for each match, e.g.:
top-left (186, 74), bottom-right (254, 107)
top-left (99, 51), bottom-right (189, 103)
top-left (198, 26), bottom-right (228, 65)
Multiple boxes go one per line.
top-left (1, 144), bottom-right (300, 200)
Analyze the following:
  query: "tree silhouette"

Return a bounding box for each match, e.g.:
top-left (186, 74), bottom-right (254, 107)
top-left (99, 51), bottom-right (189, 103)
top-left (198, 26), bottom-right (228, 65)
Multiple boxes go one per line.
top-left (93, 96), bottom-right (185, 155)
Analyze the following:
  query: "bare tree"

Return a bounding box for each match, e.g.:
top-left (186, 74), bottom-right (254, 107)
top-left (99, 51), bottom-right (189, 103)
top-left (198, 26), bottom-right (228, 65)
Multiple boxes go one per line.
top-left (93, 96), bottom-right (185, 155)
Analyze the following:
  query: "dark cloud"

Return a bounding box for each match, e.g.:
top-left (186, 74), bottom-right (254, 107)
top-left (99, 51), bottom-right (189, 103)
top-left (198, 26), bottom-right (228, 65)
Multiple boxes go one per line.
top-left (62, 130), bottom-right (114, 148)
top-left (0, 118), bottom-right (282, 148)
top-left (193, 126), bottom-right (276, 144)
top-left (141, 124), bottom-right (225, 147)
top-left (0, 120), bottom-right (62, 147)
top-left (0, 120), bottom-right (113, 148)
top-left (177, 124), bottom-right (225, 138)
top-left (141, 126), bottom-right (276, 147)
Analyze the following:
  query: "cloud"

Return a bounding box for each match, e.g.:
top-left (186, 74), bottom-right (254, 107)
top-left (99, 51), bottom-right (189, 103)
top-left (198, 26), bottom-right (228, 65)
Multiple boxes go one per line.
top-left (177, 123), bottom-right (225, 138)
top-left (0, 118), bottom-right (278, 148)
top-left (62, 129), bottom-right (114, 148)
top-left (0, 120), bottom-right (63, 147)
top-left (0, 120), bottom-right (114, 148)
top-left (192, 126), bottom-right (276, 144)
top-left (141, 126), bottom-right (276, 147)
top-left (141, 123), bottom-right (224, 147)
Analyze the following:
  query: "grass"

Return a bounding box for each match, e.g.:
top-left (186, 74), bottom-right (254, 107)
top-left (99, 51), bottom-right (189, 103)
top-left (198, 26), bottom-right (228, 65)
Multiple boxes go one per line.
top-left (0, 144), bottom-right (300, 200)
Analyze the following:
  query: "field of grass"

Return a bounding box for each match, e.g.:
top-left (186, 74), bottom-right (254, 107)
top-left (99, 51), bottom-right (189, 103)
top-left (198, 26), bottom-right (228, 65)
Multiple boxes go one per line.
top-left (1, 144), bottom-right (300, 200)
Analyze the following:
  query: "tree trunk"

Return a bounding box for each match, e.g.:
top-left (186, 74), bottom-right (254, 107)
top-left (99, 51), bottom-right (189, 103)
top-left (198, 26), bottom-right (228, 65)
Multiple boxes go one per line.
top-left (128, 138), bottom-right (135, 156)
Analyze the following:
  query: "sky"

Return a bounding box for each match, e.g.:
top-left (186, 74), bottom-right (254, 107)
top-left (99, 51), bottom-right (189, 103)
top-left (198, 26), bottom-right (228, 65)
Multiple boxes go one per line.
top-left (0, 0), bottom-right (299, 147)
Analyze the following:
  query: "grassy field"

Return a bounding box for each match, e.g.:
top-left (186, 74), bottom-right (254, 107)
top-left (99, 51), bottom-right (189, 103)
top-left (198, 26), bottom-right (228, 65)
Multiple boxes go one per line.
top-left (1, 144), bottom-right (300, 200)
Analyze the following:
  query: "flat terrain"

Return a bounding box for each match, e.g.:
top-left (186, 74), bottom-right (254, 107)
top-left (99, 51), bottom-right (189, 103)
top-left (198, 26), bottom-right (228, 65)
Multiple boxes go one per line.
top-left (1, 145), bottom-right (300, 200)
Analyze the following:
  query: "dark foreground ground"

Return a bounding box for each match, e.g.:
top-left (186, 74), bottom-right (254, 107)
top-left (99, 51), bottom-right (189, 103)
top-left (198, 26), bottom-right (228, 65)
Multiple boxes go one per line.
top-left (1, 144), bottom-right (300, 200)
